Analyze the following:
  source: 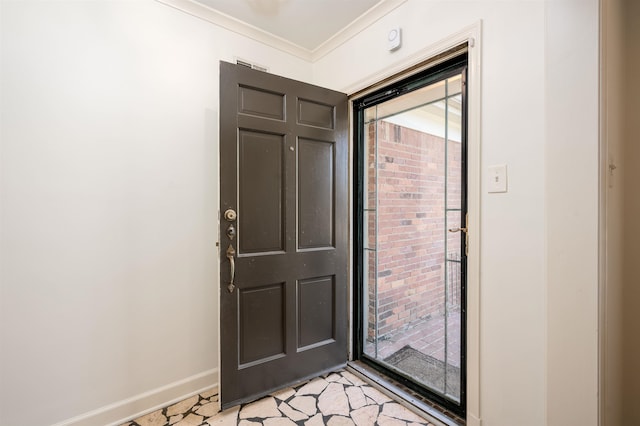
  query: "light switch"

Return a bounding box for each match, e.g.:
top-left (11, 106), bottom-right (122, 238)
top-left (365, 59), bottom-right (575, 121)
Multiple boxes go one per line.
top-left (488, 164), bottom-right (508, 193)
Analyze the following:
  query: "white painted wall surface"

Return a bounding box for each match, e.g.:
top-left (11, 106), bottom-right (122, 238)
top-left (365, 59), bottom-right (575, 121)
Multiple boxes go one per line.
top-left (544, 1), bottom-right (600, 424)
top-left (0, 2), bottom-right (311, 425)
top-left (0, 0), bottom-right (603, 425)
top-left (314, 0), bottom-right (598, 425)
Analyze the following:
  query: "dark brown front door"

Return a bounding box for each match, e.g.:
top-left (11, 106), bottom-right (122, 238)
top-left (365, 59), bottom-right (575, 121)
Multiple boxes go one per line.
top-left (219, 62), bottom-right (348, 409)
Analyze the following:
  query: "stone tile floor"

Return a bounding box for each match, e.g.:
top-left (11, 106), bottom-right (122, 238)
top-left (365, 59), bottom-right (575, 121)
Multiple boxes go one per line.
top-left (120, 370), bottom-right (435, 426)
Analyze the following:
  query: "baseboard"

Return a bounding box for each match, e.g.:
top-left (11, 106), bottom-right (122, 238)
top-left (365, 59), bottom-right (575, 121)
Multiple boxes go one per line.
top-left (466, 413), bottom-right (482, 426)
top-left (51, 369), bottom-right (218, 426)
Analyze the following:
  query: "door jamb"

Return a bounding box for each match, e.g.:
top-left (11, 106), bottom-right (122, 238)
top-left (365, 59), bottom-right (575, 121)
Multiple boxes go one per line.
top-left (344, 22), bottom-right (482, 426)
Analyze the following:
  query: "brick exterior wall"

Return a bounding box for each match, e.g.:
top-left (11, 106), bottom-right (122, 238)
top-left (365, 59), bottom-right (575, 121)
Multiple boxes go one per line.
top-left (366, 120), bottom-right (462, 342)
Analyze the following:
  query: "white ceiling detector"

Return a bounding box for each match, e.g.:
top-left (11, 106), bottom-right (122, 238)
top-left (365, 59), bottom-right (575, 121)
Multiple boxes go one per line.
top-left (388, 26), bottom-right (401, 51)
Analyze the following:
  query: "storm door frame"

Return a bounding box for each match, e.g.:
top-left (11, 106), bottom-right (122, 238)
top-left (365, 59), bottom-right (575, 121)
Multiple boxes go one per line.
top-left (351, 53), bottom-right (469, 419)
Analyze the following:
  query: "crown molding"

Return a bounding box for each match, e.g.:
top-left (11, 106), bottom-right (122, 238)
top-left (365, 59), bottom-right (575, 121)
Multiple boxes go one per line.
top-left (156, 0), bottom-right (407, 63)
top-left (311, 0), bottom-right (407, 62)
top-left (157, 0), bottom-right (313, 61)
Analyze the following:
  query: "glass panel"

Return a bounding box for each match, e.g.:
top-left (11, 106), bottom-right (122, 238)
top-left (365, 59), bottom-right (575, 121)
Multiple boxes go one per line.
top-left (373, 80), bottom-right (446, 121)
top-left (444, 79), bottom-right (463, 400)
top-left (364, 119), bottom-right (377, 211)
top-left (361, 73), bottom-right (464, 403)
top-left (362, 109), bottom-right (378, 359)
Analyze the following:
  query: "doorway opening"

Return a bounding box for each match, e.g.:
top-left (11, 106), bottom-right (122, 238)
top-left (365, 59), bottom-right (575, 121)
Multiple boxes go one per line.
top-left (352, 53), bottom-right (468, 418)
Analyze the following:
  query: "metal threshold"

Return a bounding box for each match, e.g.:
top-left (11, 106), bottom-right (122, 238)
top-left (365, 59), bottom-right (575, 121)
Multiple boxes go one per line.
top-left (347, 361), bottom-right (464, 426)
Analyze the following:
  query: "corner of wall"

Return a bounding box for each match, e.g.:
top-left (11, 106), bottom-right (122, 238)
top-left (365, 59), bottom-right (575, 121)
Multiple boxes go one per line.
top-left (51, 369), bottom-right (218, 426)
top-left (544, 0), bottom-right (600, 424)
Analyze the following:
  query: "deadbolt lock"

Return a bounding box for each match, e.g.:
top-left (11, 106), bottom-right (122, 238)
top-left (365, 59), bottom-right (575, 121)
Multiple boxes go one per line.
top-left (226, 224), bottom-right (236, 240)
top-left (224, 209), bottom-right (237, 222)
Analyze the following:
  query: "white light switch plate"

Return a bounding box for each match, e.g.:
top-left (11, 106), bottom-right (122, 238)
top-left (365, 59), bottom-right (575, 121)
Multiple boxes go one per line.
top-left (488, 164), bottom-right (508, 193)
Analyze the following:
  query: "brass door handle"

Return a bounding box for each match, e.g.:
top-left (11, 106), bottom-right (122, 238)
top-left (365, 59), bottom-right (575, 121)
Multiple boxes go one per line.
top-left (449, 213), bottom-right (469, 256)
top-left (226, 244), bottom-right (236, 293)
top-left (448, 227), bottom-right (468, 233)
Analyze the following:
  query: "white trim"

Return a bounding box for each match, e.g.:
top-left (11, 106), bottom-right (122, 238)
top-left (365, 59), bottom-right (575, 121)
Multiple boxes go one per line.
top-left (50, 369), bottom-right (218, 426)
top-left (465, 21), bottom-right (483, 426)
top-left (155, 0), bottom-right (406, 63)
top-left (598, 1), bottom-right (606, 425)
top-left (156, 0), bottom-right (312, 60)
top-left (467, 414), bottom-right (482, 426)
top-left (340, 23), bottom-right (481, 95)
top-left (311, 0), bottom-right (408, 62)
top-left (346, 21), bottom-right (483, 425)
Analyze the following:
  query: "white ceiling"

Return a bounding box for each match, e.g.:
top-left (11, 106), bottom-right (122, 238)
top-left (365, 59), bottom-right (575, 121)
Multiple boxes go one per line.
top-left (192, 0), bottom-right (382, 50)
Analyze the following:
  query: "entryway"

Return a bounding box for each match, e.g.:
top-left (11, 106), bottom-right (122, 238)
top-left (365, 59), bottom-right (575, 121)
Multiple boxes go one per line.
top-left (218, 43), bottom-right (473, 423)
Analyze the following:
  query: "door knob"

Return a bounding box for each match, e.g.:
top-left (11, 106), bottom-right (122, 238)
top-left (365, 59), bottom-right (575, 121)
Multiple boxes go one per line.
top-left (224, 209), bottom-right (237, 222)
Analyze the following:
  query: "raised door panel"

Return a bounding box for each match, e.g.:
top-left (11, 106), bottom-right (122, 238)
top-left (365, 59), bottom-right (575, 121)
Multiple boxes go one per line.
top-left (239, 283), bottom-right (286, 367)
top-left (238, 130), bottom-right (285, 254)
top-left (297, 138), bottom-right (335, 250)
top-left (297, 98), bottom-right (335, 129)
top-left (238, 85), bottom-right (285, 120)
top-left (298, 275), bottom-right (335, 350)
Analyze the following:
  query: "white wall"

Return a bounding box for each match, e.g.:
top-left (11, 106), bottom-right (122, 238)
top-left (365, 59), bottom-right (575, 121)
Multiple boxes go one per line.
top-left (0, 0), bottom-right (603, 425)
top-left (314, 0), bottom-right (599, 425)
top-left (0, 2), bottom-right (311, 425)
top-left (544, 1), bottom-right (599, 424)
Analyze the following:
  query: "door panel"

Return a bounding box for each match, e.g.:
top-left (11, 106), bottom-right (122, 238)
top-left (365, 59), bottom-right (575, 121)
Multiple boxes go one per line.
top-left (219, 62), bottom-right (348, 409)
top-left (238, 130), bottom-right (285, 254)
top-left (298, 275), bottom-right (336, 349)
top-left (238, 85), bottom-right (285, 120)
top-left (297, 99), bottom-right (335, 129)
top-left (239, 283), bottom-right (285, 367)
top-left (297, 138), bottom-right (335, 250)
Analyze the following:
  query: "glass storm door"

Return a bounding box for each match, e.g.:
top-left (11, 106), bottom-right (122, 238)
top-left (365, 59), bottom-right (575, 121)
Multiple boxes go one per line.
top-left (354, 56), bottom-right (467, 416)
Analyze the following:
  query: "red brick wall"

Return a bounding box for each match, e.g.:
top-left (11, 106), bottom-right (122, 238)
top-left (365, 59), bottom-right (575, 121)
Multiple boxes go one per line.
top-left (366, 120), bottom-right (462, 341)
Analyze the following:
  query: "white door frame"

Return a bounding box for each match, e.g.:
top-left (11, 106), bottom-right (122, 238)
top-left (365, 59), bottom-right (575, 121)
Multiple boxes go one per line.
top-left (344, 22), bottom-right (483, 426)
